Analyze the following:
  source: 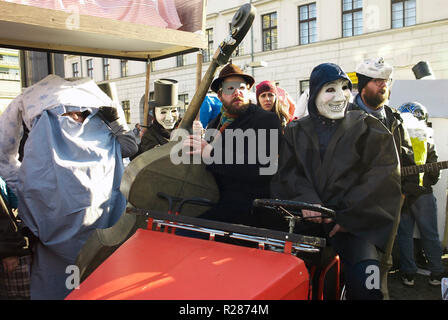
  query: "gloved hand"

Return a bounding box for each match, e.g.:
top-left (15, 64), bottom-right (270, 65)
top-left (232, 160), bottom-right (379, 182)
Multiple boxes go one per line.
top-left (403, 183), bottom-right (426, 197)
top-left (98, 106), bottom-right (119, 123)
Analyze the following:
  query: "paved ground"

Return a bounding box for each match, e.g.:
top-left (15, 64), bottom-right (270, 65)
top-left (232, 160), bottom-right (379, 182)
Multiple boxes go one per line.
top-left (388, 253), bottom-right (448, 300)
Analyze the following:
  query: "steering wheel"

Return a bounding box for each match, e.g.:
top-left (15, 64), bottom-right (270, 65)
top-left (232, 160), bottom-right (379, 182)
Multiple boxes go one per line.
top-left (253, 198), bottom-right (336, 232)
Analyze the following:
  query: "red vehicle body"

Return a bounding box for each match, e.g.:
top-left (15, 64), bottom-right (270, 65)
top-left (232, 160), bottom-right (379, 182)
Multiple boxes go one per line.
top-left (66, 229), bottom-right (310, 300)
top-left (66, 199), bottom-right (340, 300)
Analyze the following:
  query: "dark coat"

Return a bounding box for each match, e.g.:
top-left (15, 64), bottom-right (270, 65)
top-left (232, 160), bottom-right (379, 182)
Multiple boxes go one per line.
top-left (139, 122), bottom-right (171, 153)
top-left (0, 178), bottom-right (29, 259)
top-left (198, 104), bottom-right (284, 229)
top-left (402, 139), bottom-right (440, 197)
top-left (348, 99), bottom-right (419, 206)
top-left (422, 140), bottom-right (440, 192)
top-left (270, 110), bottom-right (403, 251)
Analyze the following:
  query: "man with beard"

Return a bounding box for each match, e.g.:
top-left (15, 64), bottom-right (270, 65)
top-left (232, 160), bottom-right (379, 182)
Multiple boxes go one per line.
top-left (139, 79), bottom-right (180, 153)
top-left (349, 58), bottom-right (416, 186)
top-left (271, 63), bottom-right (403, 299)
top-left (348, 57), bottom-right (418, 298)
top-left (350, 58), bottom-right (419, 198)
top-left (183, 63), bottom-right (283, 230)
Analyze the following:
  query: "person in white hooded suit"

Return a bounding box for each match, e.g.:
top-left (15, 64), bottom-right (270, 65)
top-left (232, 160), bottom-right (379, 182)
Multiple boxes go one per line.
top-left (0, 75), bottom-right (137, 299)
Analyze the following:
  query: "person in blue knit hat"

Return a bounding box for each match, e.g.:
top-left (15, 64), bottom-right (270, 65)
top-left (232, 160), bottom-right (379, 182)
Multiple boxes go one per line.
top-left (271, 62), bottom-right (403, 300)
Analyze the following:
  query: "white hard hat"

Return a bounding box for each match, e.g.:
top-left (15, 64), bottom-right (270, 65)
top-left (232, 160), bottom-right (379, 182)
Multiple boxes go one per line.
top-left (355, 57), bottom-right (393, 79)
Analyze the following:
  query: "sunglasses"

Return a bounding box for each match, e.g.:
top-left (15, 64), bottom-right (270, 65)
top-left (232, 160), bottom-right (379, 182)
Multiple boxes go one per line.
top-left (372, 78), bottom-right (392, 86)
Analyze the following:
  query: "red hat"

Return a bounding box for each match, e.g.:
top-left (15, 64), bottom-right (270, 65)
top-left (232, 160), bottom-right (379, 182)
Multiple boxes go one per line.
top-left (256, 80), bottom-right (278, 102)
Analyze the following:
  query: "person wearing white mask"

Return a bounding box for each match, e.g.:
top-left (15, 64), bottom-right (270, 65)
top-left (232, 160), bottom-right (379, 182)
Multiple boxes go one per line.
top-left (271, 63), bottom-right (403, 300)
top-left (139, 79), bottom-right (180, 153)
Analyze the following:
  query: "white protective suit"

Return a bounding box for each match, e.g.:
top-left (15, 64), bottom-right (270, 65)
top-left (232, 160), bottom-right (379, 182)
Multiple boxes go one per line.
top-left (0, 75), bottom-right (133, 299)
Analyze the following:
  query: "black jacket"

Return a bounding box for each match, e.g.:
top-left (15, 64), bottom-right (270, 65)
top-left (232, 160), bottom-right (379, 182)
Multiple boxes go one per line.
top-left (348, 99), bottom-right (419, 203)
top-left (271, 111), bottom-right (403, 251)
top-left (403, 139), bottom-right (440, 195)
top-left (0, 180), bottom-right (29, 259)
top-left (198, 104), bottom-right (283, 229)
top-left (421, 140), bottom-right (440, 192)
top-left (139, 122), bottom-right (171, 153)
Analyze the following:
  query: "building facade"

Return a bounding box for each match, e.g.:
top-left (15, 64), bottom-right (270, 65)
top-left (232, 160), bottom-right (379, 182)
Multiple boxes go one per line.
top-left (63, 0), bottom-right (448, 126)
top-left (0, 48), bottom-right (21, 114)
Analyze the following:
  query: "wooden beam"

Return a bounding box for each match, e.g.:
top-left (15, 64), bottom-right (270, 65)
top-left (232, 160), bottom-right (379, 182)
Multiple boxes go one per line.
top-left (195, 52), bottom-right (203, 121)
top-left (196, 52), bottom-right (203, 91)
top-left (143, 58), bottom-right (151, 126)
top-left (0, 1), bottom-right (206, 61)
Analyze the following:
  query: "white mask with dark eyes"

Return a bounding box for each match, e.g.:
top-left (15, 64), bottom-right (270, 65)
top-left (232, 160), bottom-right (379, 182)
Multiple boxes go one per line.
top-left (155, 106), bottom-right (179, 130)
top-left (315, 79), bottom-right (351, 119)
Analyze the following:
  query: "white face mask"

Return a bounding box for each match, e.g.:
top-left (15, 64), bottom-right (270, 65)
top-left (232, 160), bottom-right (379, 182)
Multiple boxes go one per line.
top-left (315, 79), bottom-right (351, 119)
top-left (155, 106), bottom-right (179, 130)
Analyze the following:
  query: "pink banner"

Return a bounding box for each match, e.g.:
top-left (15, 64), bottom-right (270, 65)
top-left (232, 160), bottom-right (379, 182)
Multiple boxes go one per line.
top-left (3, 0), bottom-right (183, 29)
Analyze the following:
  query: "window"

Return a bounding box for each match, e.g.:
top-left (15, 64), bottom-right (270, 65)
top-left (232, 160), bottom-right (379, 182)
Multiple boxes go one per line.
top-left (392, 0), bottom-right (416, 29)
top-left (299, 80), bottom-right (309, 94)
top-left (0, 54), bottom-right (18, 65)
top-left (229, 23), bottom-right (244, 57)
top-left (176, 54), bottom-right (185, 67)
top-left (103, 58), bottom-right (110, 80)
top-left (0, 67), bottom-right (17, 80)
top-left (262, 12), bottom-right (278, 51)
top-left (72, 62), bottom-right (79, 77)
top-left (178, 93), bottom-right (189, 116)
top-left (203, 28), bottom-right (213, 62)
top-left (0, 67), bottom-right (8, 75)
top-left (342, 0), bottom-right (363, 37)
top-left (86, 59), bottom-right (93, 78)
top-left (120, 59), bottom-right (128, 77)
top-left (121, 100), bottom-right (131, 123)
top-left (299, 3), bottom-right (317, 45)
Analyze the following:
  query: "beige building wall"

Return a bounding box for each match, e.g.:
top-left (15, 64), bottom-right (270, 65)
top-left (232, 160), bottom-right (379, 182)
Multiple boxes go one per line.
top-left (63, 0), bottom-right (448, 126)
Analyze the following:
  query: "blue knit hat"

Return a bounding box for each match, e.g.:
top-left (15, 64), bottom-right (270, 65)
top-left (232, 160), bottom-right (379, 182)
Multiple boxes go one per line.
top-left (308, 63), bottom-right (352, 117)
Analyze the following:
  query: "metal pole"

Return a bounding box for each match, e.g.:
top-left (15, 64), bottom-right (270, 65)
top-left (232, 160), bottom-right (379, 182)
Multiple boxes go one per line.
top-left (443, 193), bottom-right (448, 250)
top-left (79, 56), bottom-right (83, 77)
top-left (250, 0), bottom-right (254, 79)
top-left (48, 53), bottom-right (55, 75)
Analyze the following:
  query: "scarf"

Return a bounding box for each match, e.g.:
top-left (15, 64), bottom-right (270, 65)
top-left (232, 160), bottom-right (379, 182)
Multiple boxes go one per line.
top-left (219, 105), bottom-right (239, 132)
top-left (355, 94), bottom-right (390, 130)
top-left (355, 94), bottom-right (387, 124)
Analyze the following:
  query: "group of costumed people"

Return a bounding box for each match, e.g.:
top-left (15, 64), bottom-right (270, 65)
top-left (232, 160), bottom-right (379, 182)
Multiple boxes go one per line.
top-left (0, 56), bottom-right (445, 301)
top-left (135, 75), bottom-right (299, 157)
top-left (177, 58), bottom-right (444, 300)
